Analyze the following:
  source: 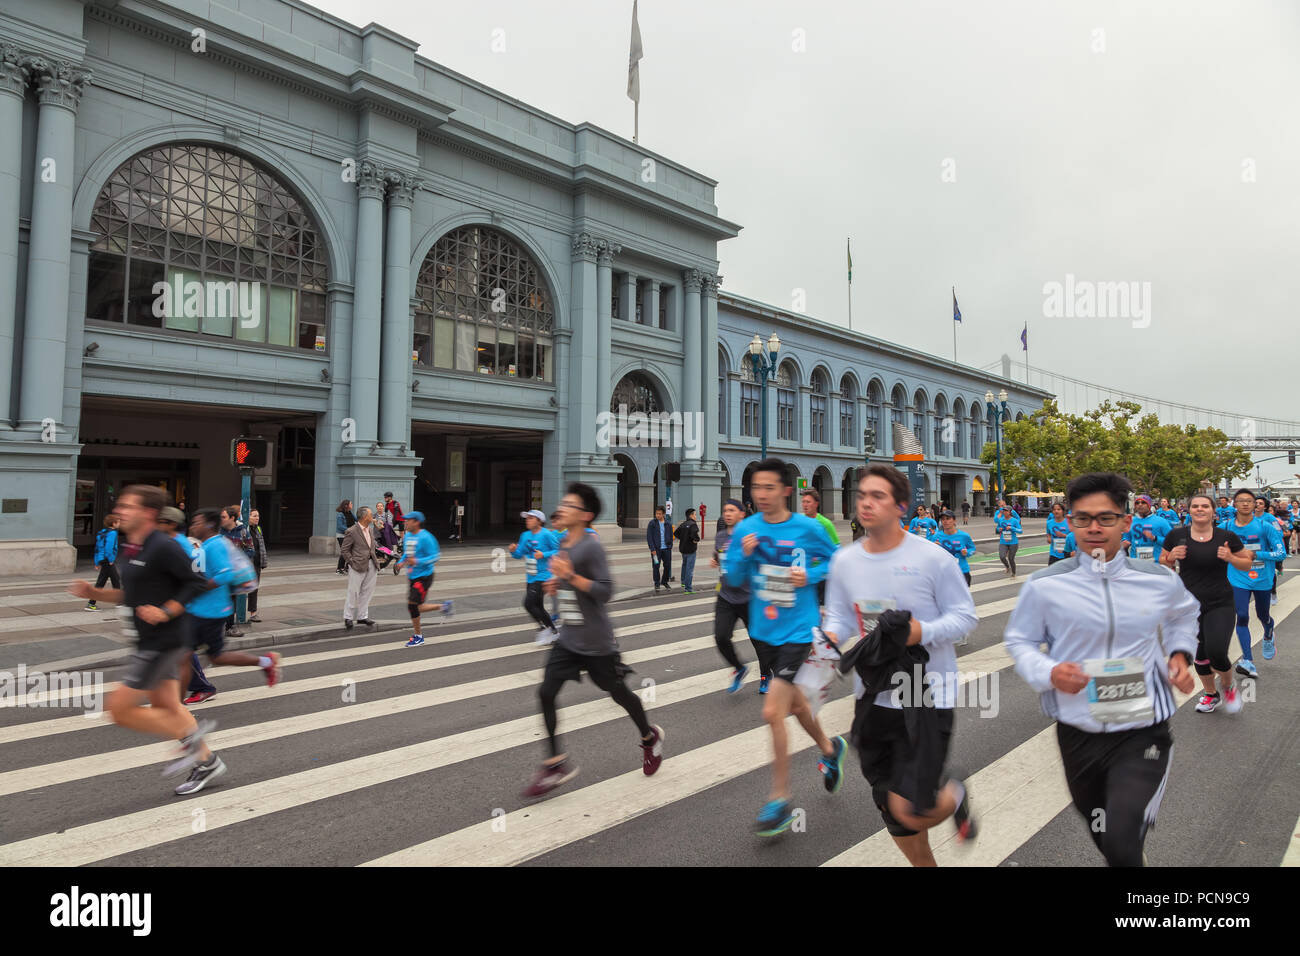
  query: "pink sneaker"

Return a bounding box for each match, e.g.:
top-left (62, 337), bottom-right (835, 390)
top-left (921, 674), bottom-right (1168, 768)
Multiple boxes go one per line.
top-left (641, 725), bottom-right (666, 776)
top-left (522, 759), bottom-right (579, 798)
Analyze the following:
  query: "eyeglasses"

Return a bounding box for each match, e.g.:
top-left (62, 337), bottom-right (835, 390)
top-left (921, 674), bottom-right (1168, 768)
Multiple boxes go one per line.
top-left (1069, 512), bottom-right (1125, 528)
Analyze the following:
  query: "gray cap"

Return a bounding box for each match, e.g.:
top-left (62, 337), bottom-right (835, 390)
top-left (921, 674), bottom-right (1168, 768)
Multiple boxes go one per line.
top-left (159, 506), bottom-right (186, 527)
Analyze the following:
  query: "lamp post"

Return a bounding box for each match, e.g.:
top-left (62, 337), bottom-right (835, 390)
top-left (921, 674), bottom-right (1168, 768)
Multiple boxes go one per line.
top-left (747, 332), bottom-right (781, 461)
top-left (985, 388), bottom-right (1010, 508)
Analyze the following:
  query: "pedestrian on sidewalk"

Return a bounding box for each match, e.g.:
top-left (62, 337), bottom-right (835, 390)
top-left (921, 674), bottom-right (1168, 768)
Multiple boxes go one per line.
top-left (247, 509), bottom-right (268, 622)
top-left (336, 500), bottom-right (356, 574)
top-left (512, 509), bottom-right (560, 644)
top-left (373, 501), bottom-right (401, 572)
top-left (383, 491), bottom-right (404, 527)
top-left (647, 505), bottom-right (673, 592)
top-left (341, 506), bottom-right (380, 631)
top-left (221, 506), bottom-right (254, 636)
top-left (85, 515), bottom-right (121, 610)
top-left (961, 500), bottom-right (970, 525)
top-left (674, 508), bottom-right (701, 592)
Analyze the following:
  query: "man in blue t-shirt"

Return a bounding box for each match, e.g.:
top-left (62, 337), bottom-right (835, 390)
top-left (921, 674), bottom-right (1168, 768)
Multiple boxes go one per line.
top-left (724, 457), bottom-right (842, 836)
top-left (932, 511), bottom-right (977, 585)
top-left (513, 509), bottom-right (561, 644)
top-left (1124, 495), bottom-right (1172, 562)
top-left (400, 511), bottom-right (453, 647)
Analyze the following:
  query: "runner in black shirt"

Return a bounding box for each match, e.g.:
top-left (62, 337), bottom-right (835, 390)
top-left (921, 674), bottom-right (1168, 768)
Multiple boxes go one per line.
top-left (1160, 493), bottom-right (1252, 715)
top-left (67, 485), bottom-right (225, 794)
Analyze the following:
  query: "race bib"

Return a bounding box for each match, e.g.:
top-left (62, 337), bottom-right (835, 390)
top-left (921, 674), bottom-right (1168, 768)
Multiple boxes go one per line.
top-left (118, 605), bottom-right (139, 642)
top-left (557, 589), bottom-right (583, 625)
top-left (1050, 538), bottom-right (1064, 555)
top-left (1000, 529), bottom-right (1014, 542)
top-left (1084, 657), bottom-right (1153, 725)
top-left (1135, 546), bottom-right (1154, 561)
top-left (525, 556), bottom-right (538, 576)
top-left (756, 564), bottom-right (796, 608)
top-left (851, 598), bottom-right (898, 640)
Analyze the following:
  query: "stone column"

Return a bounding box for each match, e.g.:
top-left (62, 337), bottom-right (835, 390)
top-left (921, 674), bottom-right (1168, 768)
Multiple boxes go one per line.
top-left (619, 271), bottom-right (637, 323)
top-left (567, 233), bottom-right (599, 457)
top-left (17, 59), bottom-right (89, 435)
top-left (798, 385), bottom-right (812, 448)
top-left (0, 45), bottom-right (29, 429)
top-left (348, 161), bottom-right (385, 447)
top-left (379, 171), bottom-right (417, 447)
top-left (595, 239), bottom-right (619, 437)
top-left (641, 279), bottom-right (659, 330)
top-left (682, 269), bottom-right (702, 422)
top-left (701, 274), bottom-right (720, 465)
top-left (829, 390), bottom-right (843, 453)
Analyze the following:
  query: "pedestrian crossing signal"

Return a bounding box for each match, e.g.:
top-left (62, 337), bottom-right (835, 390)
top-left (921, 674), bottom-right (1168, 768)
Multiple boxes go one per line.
top-left (230, 437), bottom-right (268, 469)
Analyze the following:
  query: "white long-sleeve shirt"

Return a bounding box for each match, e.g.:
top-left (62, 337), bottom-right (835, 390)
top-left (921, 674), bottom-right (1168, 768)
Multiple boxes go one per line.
top-left (824, 534), bottom-right (979, 708)
top-left (1003, 550), bottom-right (1200, 734)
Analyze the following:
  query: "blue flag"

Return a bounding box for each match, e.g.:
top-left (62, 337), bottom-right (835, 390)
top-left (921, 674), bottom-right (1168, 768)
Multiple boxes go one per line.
top-left (1021, 324), bottom-right (1028, 351)
top-left (952, 288), bottom-right (961, 323)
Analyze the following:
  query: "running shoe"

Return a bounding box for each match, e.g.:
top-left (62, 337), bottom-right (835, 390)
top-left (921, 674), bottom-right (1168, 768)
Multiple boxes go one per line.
top-left (83, 602), bottom-right (96, 611)
top-left (1235, 658), bottom-right (1258, 679)
top-left (248, 613), bottom-right (261, 623)
top-left (641, 724), bottom-right (665, 775)
top-left (534, 628), bottom-right (558, 646)
top-left (183, 690), bottom-right (216, 705)
top-left (755, 799), bottom-right (796, 837)
top-left (262, 652), bottom-right (282, 688)
top-left (442, 599), bottom-right (455, 621)
top-left (952, 778), bottom-right (978, 843)
top-left (1271, 593), bottom-right (1278, 606)
top-left (1221, 684), bottom-right (1243, 714)
top-left (174, 756), bottom-right (227, 796)
top-left (360, 619), bottom-right (376, 627)
top-left (759, 675), bottom-right (770, 695)
top-left (163, 718), bottom-right (218, 777)
top-left (521, 759), bottom-right (579, 798)
top-left (404, 634), bottom-right (425, 647)
top-left (1263, 636), bottom-right (1276, 659)
top-left (819, 735), bottom-right (847, 794)
top-left (727, 664), bottom-right (748, 695)
top-left (1195, 691), bottom-right (1220, 713)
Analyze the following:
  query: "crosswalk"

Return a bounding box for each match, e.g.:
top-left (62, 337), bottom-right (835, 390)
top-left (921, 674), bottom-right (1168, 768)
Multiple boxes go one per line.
top-left (2, 549), bottom-right (1297, 867)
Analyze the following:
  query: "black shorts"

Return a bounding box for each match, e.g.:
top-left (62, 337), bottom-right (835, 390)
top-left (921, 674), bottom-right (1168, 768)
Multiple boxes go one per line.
top-left (408, 574), bottom-right (434, 605)
top-left (852, 699), bottom-right (955, 835)
top-left (543, 642), bottom-right (634, 687)
top-left (752, 639), bottom-right (812, 684)
top-left (123, 645), bottom-right (189, 690)
top-left (189, 615), bottom-right (227, 657)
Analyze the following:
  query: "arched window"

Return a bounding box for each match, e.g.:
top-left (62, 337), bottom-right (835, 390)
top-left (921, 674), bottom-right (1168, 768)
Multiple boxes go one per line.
top-left (890, 384), bottom-right (907, 452)
top-left (718, 347), bottom-right (729, 438)
top-left (933, 395), bottom-right (949, 457)
top-left (740, 358), bottom-right (760, 437)
top-left (414, 225), bottom-right (555, 380)
top-left (970, 398), bottom-right (983, 459)
top-left (809, 369), bottom-right (829, 444)
top-left (776, 361), bottom-right (797, 442)
top-left (913, 389), bottom-right (929, 454)
top-left (839, 374), bottom-right (857, 447)
top-left (611, 371), bottom-right (662, 414)
top-left (87, 144), bottom-right (329, 350)
top-left (866, 380), bottom-right (885, 453)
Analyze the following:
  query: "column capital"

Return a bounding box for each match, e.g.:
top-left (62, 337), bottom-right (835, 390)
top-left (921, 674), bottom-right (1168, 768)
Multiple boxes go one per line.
top-left (356, 160), bottom-right (387, 200)
top-left (0, 44), bottom-right (30, 97)
top-left (384, 170), bottom-right (420, 207)
top-left (682, 268), bottom-right (703, 292)
top-left (27, 58), bottom-right (90, 111)
top-left (596, 239), bottom-right (621, 266)
top-left (700, 273), bottom-right (722, 298)
top-left (571, 231), bottom-right (599, 262)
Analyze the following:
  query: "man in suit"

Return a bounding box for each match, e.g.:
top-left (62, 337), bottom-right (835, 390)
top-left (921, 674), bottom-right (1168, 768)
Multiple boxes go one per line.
top-left (647, 505), bottom-right (673, 593)
top-left (341, 505), bottom-right (381, 630)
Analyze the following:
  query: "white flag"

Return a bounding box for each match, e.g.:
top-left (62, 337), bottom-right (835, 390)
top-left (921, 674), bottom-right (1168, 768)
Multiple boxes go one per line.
top-left (627, 0), bottom-right (643, 103)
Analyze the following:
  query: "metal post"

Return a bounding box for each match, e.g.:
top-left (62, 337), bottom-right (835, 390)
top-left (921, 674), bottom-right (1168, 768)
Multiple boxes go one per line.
top-left (759, 359), bottom-right (769, 462)
top-left (994, 410), bottom-right (1004, 505)
top-left (235, 467), bottom-right (252, 624)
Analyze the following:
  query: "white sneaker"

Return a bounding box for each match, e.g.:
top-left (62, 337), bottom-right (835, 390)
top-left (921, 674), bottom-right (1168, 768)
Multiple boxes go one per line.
top-left (535, 628), bottom-right (558, 645)
top-left (1220, 682), bottom-right (1243, 714)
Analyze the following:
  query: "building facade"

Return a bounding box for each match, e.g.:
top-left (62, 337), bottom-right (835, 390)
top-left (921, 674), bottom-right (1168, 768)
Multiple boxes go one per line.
top-left (0, 0), bottom-right (1048, 572)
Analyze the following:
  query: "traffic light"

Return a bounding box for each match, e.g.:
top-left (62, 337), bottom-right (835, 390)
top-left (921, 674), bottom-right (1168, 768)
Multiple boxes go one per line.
top-left (230, 436), bottom-right (269, 469)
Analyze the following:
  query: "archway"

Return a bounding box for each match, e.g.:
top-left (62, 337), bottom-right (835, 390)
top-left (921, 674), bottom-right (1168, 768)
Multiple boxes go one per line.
top-left (812, 465), bottom-right (834, 515)
top-left (842, 466), bottom-right (858, 521)
top-left (614, 454), bottom-right (639, 528)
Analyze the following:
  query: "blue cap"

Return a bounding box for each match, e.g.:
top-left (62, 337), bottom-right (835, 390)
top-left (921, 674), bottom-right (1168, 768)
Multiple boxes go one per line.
top-left (404, 511), bottom-right (425, 524)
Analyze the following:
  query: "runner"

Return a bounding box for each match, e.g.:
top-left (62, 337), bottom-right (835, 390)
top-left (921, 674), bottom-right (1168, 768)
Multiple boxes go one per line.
top-left (65, 485), bottom-right (225, 796)
top-left (521, 483), bottom-right (664, 797)
top-left (399, 511), bottom-right (453, 647)
top-left (800, 488), bottom-right (839, 604)
top-left (511, 508), bottom-right (560, 645)
top-left (156, 506), bottom-right (216, 705)
top-left (1268, 500), bottom-right (1288, 606)
top-left (1004, 472), bottom-right (1199, 867)
top-left (994, 501), bottom-right (1022, 576)
top-left (908, 506), bottom-right (937, 540)
top-left (1160, 493), bottom-right (1250, 715)
top-left (932, 510), bottom-right (977, 585)
top-left (1156, 498), bottom-right (1179, 529)
top-left (823, 465), bottom-right (980, 865)
top-left (711, 497), bottom-right (766, 694)
top-left (1124, 495), bottom-right (1172, 564)
top-left (1218, 489), bottom-right (1283, 674)
top-left (1215, 496), bottom-right (1234, 525)
top-left (180, 508), bottom-right (283, 705)
top-left (1045, 502), bottom-right (1071, 565)
top-left (722, 458), bottom-right (845, 836)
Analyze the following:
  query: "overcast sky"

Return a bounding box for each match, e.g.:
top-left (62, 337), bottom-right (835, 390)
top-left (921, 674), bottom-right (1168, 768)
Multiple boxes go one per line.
top-left (309, 0), bottom-right (1297, 484)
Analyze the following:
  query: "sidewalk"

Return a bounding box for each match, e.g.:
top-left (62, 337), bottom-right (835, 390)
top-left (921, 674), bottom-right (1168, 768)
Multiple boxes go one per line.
top-left (0, 514), bottom-right (1043, 674)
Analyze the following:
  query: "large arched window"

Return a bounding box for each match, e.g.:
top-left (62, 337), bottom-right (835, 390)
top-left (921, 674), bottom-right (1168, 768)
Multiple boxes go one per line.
top-left (739, 359), bottom-right (760, 437)
top-left (776, 361), bottom-right (797, 442)
top-left (87, 144), bottom-right (329, 350)
top-left (890, 384), bottom-right (907, 451)
top-left (611, 371), bottom-right (662, 414)
top-left (809, 368), bottom-right (829, 444)
top-left (414, 225), bottom-right (554, 380)
top-left (718, 347), bottom-right (729, 438)
top-left (839, 374), bottom-right (857, 447)
top-left (866, 380), bottom-right (885, 452)
top-left (970, 398), bottom-right (983, 459)
top-left (913, 389), bottom-right (929, 454)
top-left (933, 394), bottom-right (949, 457)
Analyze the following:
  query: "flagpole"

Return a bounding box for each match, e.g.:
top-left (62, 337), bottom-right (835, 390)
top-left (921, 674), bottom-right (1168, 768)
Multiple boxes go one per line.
top-left (1025, 322), bottom-right (1029, 385)
top-left (952, 286), bottom-right (957, 363)
top-left (634, 101), bottom-right (638, 143)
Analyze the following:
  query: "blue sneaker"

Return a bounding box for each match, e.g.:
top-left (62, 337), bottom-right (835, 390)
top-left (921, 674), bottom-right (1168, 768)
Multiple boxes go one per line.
top-left (1235, 657), bottom-right (1257, 678)
top-left (442, 600), bottom-right (455, 622)
top-left (727, 664), bottom-right (748, 695)
top-left (405, 634), bottom-right (425, 647)
top-left (819, 735), bottom-right (847, 794)
top-left (759, 675), bottom-right (770, 695)
top-left (1262, 635), bottom-right (1276, 660)
top-left (755, 799), bottom-right (795, 837)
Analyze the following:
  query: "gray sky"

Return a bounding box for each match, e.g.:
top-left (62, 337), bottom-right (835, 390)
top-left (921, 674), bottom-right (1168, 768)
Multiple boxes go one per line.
top-left (310, 0), bottom-right (1298, 484)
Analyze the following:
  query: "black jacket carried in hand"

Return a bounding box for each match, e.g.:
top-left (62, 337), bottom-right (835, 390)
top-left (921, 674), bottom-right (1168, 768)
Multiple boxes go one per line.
top-left (837, 609), bottom-right (928, 698)
top-left (673, 518), bottom-right (700, 555)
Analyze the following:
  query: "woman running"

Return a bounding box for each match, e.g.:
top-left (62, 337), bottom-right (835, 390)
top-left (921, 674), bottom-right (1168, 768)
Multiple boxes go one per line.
top-left (1045, 502), bottom-right (1070, 565)
top-left (1161, 493), bottom-right (1252, 713)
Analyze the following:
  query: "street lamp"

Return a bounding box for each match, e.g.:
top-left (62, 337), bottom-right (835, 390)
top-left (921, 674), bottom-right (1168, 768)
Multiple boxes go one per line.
top-left (748, 332), bottom-right (781, 461)
top-left (985, 388), bottom-right (1010, 509)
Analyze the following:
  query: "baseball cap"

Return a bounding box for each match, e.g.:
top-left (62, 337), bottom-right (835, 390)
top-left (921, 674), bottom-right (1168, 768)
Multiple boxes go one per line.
top-left (520, 509), bottom-right (546, 522)
top-left (159, 506), bottom-right (185, 526)
top-left (404, 510), bottom-right (425, 524)
top-left (940, 510), bottom-right (955, 519)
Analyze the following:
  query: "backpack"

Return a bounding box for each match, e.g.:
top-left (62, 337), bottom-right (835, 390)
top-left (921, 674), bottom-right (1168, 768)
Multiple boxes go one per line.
top-left (224, 537), bottom-right (259, 594)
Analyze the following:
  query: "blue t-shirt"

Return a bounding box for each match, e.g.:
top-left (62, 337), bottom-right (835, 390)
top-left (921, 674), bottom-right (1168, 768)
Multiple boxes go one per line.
top-left (722, 512), bottom-right (835, 646)
top-left (994, 512), bottom-right (1022, 546)
top-left (512, 528), bottom-right (560, 582)
top-left (1045, 517), bottom-right (1071, 557)
top-left (187, 535), bottom-right (237, 619)
top-left (1124, 514), bottom-right (1172, 560)
top-left (404, 529), bottom-right (440, 579)
top-left (932, 530), bottom-right (976, 573)
top-left (908, 517), bottom-right (938, 539)
top-left (1215, 506), bottom-right (1235, 524)
top-left (1062, 531), bottom-right (1078, 557)
top-left (1156, 508), bottom-right (1179, 527)
top-left (1219, 517), bottom-right (1285, 591)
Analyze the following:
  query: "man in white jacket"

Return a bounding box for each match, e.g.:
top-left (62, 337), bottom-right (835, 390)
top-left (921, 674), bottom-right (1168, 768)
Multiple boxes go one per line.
top-left (1004, 472), bottom-right (1198, 867)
